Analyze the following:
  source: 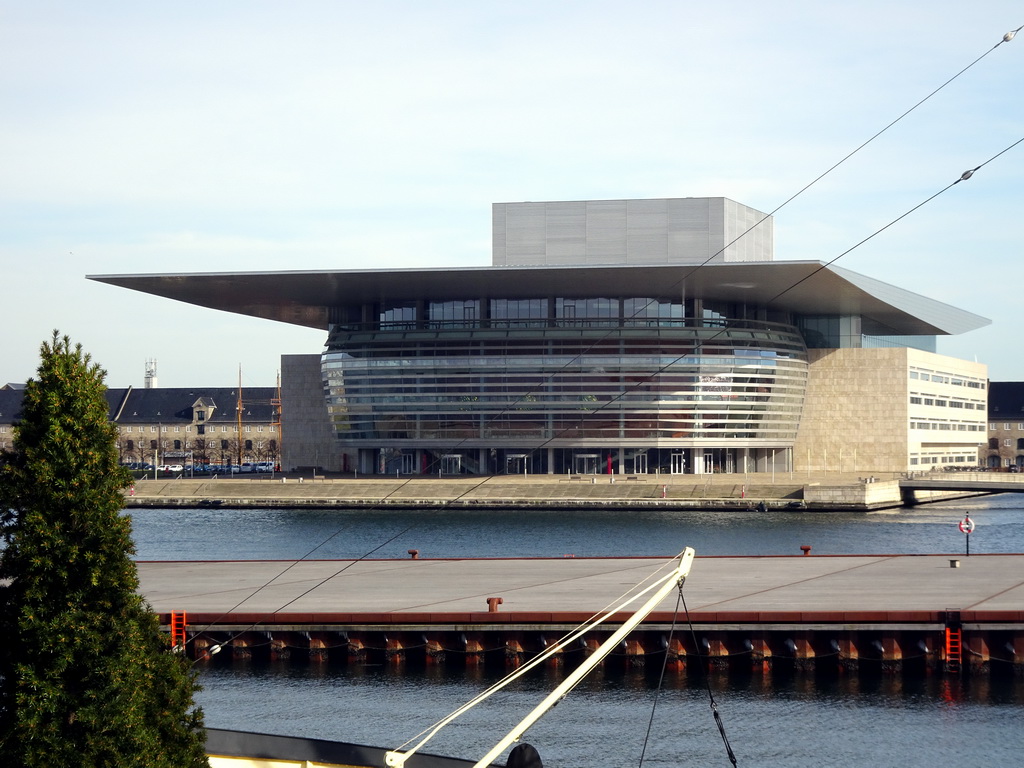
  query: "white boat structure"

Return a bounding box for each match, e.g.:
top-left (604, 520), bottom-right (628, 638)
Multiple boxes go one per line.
top-left (205, 549), bottom-right (697, 768)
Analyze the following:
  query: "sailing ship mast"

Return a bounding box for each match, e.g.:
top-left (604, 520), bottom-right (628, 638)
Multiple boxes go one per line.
top-left (236, 366), bottom-right (243, 467)
top-left (385, 548), bottom-right (696, 768)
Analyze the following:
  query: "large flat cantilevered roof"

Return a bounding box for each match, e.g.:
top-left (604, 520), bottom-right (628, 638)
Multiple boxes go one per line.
top-left (88, 261), bottom-right (989, 337)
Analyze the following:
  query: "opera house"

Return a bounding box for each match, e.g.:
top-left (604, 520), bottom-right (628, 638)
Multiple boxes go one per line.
top-left (91, 197), bottom-right (990, 476)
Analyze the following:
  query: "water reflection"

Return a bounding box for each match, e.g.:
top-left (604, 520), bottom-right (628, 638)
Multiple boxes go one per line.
top-left (196, 661), bottom-right (1024, 767)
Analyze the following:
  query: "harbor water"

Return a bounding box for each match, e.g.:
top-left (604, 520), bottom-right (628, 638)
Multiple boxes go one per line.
top-left (130, 494), bottom-right (1024, 766)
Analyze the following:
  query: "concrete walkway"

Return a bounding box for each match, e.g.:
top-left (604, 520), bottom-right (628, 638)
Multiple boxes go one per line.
top-left (138, 553), bottom-right (1024, 619)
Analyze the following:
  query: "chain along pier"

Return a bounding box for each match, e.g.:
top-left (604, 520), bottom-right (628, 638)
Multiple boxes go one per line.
top-left (144, 554), bottom-right (1024, 677)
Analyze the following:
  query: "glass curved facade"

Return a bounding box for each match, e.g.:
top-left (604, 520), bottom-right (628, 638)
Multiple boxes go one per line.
top-left (323, 300), bottom-right (808, 475)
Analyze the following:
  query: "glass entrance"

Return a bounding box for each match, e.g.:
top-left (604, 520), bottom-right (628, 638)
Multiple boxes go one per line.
top-left (703, 452), bottom-right (715, 474)
top-left (631, 452), bottom-right (648, 474)
top-left (574, 454), bottom-right (600, 474)
top-left (506, 454), bottom-right (528, 475)
top-left (398, 453), bottom-right (415, 474)
top-left (670, 452), bottom-right (686, 474)
top-left (441, 454), bottom-right (462, 474)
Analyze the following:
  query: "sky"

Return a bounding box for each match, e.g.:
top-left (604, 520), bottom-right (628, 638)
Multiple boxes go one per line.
top-left (2, 1), bottom-right (1022, 389)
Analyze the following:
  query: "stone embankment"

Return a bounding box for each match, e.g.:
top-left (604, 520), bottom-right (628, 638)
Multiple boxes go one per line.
top-left (124, 472), bottom-right (980, 511)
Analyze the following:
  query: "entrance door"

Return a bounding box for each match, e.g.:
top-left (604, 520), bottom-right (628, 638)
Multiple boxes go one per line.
top-left (670, 452), bottom-right (686, 474)
top-left (631, 452), bottom-right (648, 474)
top-left (506, 454), bottom-right (528, 475)
top-left (574, 454), bottom-right (599, 474)
top-left (398, 453), bottom-right (415, 474)
top-left (441, 454), bottom-right (462, 474)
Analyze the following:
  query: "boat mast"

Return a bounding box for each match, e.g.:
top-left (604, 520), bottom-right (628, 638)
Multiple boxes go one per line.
top-left (236, 365), bottom-right (243, 467)
top-left (384, 548), bottom-right (695, 768)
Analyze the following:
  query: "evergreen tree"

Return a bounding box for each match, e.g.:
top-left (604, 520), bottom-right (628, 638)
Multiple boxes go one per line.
top-left (0, 332), bottom-right (208, 767)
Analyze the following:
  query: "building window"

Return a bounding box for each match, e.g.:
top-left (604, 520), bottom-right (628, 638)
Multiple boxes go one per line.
top-left (257, 426), bottom-right (264, 433)
top-left (126, 440), bottom-right (134, 451)
top-left (173, 440), bottom-right (182, 450)
top-left (1004, 438), bottom-right (1012, 447)
top-left (379, 303), bottom-right (418, 329)
top-left (197, 411), bottom-right (206, 421)
top-left (1005, 423), bottom-right (1012, 431)
top-left (989, 438), bottom-right (999, 449)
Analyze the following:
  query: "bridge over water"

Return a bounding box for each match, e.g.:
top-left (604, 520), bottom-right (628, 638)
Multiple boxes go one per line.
top-left (900, 472), bottom-right (1024, 500)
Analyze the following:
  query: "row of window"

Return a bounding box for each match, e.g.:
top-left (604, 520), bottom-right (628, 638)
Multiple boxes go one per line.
top-left (909, 396), bottom-right (984, 409)
top-left (909, 368), bottom-right (986, 388)
top-left (910, 455), bottom-right (977, 465)
top-left (990, 438), bottom-right (1024, 449)
top-left (123, 438), bottom-right (277, 452)
top-left (910, 422), bottom-right (985, 431)
top-left (990, 423), bottom-right (1024, 431)
top-left (117, 424), bottom-right (276, 433)
top-left (380, 298), bottom-right (719, 326)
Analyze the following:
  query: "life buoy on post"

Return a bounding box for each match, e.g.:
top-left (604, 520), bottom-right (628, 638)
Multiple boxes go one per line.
top-left (958, 515), bottom-right (975, 557)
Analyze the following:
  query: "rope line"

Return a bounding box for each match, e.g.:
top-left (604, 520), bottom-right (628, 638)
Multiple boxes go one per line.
top-left (681, 582), bottom-right (738, 767)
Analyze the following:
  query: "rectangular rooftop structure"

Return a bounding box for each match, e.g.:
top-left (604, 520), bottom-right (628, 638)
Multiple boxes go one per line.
top-left (492, 197), bottom-right (774, 267)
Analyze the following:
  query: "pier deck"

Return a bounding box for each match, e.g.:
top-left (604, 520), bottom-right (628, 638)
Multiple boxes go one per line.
top-left (142, 555), bottom-right (1024, 675)
top-left (139, 553), bottom-right (1024, 618)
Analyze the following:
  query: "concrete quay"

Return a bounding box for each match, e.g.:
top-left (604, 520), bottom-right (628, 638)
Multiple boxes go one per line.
top-left (144, 554), bottom-right (1024, 676)
top-left (126, 472), bottom-right (983, 511)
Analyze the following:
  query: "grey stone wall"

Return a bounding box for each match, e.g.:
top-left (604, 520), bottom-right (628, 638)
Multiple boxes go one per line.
top-left (280, 354), bottom-right (344, 472)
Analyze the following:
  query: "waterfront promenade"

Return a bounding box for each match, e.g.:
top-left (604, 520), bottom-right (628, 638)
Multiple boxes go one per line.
top-left (125, 471), bottom-right (993, 511)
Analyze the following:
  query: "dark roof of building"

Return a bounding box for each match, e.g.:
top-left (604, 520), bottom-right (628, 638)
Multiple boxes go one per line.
top-left (0, 387), bottom-right (278, 425)
top-left (0, 389), bottom-right (23, 422)
top-left (88, 260), bottom-right (989, 338)
top-left (987, 382), bottom-right (1024, 417)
